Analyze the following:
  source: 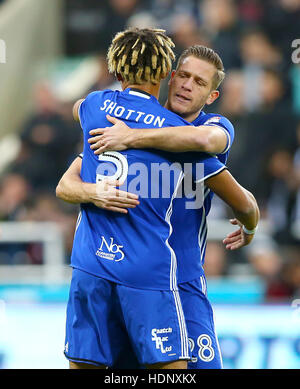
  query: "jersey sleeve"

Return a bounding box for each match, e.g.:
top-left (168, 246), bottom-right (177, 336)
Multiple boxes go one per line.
top-left (202, 115), bottom-right (235, 154)
top-left (194, 154), bottom-right (226, 183)
top-left (78, 91), bottom-right (103, 132)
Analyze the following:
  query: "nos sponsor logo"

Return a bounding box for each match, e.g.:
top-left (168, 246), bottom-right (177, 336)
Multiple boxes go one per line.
top-left (96, 236), bottom-right (125, 262)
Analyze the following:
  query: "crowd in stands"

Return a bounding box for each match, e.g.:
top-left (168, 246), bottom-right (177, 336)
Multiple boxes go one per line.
top-left (0, 0), bottom-right (299, 302)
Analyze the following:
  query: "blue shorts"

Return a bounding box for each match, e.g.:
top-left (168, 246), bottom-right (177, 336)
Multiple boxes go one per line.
top-left (64, 268), bottom-right (190, 367)
top-left (180, 276), bottom-right (223, 369)
top-left (111, 276), bottom-right (223, 369)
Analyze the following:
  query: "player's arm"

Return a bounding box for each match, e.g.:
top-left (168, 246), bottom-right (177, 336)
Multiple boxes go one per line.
top-left (88, 115), bottom-right (228, 154)
top-left (56, 157), bottom-right (94, 204)
top-left (55, 157), bottom-right (139, 214)
top-left (205, 169), bottom-right (260, 250)
top-left (72, 99), bottom-right (85, 122)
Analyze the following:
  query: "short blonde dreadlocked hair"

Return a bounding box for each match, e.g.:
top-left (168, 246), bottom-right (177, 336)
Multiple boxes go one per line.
top-left (107, 27), bottom-right (176, 85)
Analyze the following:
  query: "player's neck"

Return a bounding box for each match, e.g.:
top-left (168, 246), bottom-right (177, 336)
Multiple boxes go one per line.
top-left (121, 82), bottom-right (161, 99)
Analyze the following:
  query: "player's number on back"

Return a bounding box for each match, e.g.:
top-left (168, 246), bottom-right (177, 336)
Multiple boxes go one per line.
top-left (198, 334), bottom-right (215, 362)
top-left (189, 334), bottom-right (215, 362)
top-left (96, 151), bottom-right (128, 183)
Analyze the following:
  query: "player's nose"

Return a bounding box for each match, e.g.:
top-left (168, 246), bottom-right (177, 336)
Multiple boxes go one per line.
top-left (182, 78), bottom-right (193, 91)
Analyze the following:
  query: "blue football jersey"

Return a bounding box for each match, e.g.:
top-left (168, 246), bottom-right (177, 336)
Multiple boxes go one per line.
top-left (169, 111), bottom-right (235, 284)
top-left (70, 88), bottom-right (225, 290)
top-left (192, 111), bottom-right (235, 164)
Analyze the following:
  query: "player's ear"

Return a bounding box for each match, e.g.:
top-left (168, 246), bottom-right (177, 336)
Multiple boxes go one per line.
top-left (206, 90), bottom-right (219, 106)
top-left (115, 73), bottom-right (123, 82)
top-left (168, 70), bottom-right (176, 86)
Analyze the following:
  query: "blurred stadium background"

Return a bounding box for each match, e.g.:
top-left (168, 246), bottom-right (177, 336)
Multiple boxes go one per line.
top-left (0, 0), bottom-right (299, 369)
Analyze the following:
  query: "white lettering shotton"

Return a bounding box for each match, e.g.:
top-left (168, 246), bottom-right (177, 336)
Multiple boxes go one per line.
top-left (100, 99), bottom-right (166, 127)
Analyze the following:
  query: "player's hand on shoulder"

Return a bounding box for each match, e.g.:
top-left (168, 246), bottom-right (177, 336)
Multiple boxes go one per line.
top-left (91, 179), bottom-right (139, 214)
top-left (88, 115), bottom-right (135, 154)
top-left (222, 218), bottom-right (255, 250)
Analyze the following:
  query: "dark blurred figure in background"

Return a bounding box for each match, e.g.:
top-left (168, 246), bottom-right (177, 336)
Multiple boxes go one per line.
top-left (9, 81), bottom-right (81, 192)
top-left (0, 81), bottom-right (81, 265)
top-left (0, 173), bottom-right (30, 222)
top-left (282, 250), bottom-right (300, 299)
top-left (225, 68), bottom-right (298, 207)
top-left (246, 240), bottom-right (293, 302)
top-left (264, 0), bottom-right (300, 70)
top-left (87, 54), bottom-right (119, 93)
top-left (65, 0), bottom-right (144, 55)
top-left (0, 172), bottom-right (32, 264)
top-left (203, 241), bottom-right (228, 278)
top-left (265, 149), bottom-right (299, 245)
top-left (101, 0), bottom-right (142, 45)
top-left (200, 0), bottom-right (242, 70)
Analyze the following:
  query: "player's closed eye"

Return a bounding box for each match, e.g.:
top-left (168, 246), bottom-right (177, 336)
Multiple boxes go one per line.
top-left (178, 72), bottom-right (189, 78)
top-left (196, 79), bottom-right (207, 87)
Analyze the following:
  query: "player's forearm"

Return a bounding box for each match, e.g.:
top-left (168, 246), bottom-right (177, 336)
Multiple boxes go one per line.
top-left (232, 195), bottom-right (260, 231)
top-left (56, 174), bottom-right (94, 204)
top-left (129, 126), bottom-right (209, 152)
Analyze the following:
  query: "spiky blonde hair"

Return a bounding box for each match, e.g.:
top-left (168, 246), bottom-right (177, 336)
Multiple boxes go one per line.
top-left (107, 27), bottom-right (175, 85)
